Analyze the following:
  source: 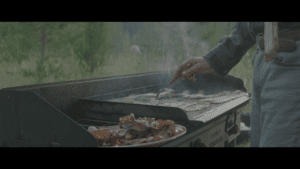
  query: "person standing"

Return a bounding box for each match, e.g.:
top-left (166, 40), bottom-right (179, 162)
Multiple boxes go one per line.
top-left (170, 22), bottom-right (300, 147)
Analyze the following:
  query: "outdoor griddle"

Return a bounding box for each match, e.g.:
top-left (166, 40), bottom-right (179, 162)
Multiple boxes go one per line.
top-left (0, 70), bottom-right (251, 147)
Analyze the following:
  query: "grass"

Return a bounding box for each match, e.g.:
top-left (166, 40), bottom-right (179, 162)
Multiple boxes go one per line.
top-left (236, 141), bottom-right (250, 147)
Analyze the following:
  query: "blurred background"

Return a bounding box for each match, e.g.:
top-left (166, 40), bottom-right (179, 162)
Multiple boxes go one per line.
top-left (0, 22), bottom-right (255, 116)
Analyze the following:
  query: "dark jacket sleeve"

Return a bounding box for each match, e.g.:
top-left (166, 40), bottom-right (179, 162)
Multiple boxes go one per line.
top-left (202, 22), bottom-right (257, 77)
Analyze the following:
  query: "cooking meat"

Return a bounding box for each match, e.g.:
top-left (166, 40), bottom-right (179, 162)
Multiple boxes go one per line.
top-left (88, 126), bottom-right (98, 133)
top-left (155, 88), bottom-right (176, 100)
top-left (147, 136), bottom-right (154, 142)
top-left (153, 135), bottom-right (164, 142)
top-left (129, 88), bottom-right (176, 102)
top-left (155, 119), bottom-right (175, 128)
top-left (91, 129), bottom-right (112, 146)
top-left (91, 127), bottom-right (127, 146)
top-left (90, 113), bottom-right (183, 147)
top-left (119, 113), bottom-right (136, 128)
top-left (139, 138), bottom-right (148, 144)
top-left (125, 132), bottom-right (134, 140)
top-left (169, 128), bottom-right (176, 137)
top-left (115, 139), bottom-right (122, 146)
top-left (119, 139), bottom-right (133, 145)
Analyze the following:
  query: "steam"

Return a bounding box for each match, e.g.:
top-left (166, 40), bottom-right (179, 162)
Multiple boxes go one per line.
top-left (151, 22), bottom-right (213, 93)
top-left (122, 22), bottom-right (211, 74)
top-left (155, 22), bottom-right (198, 78)
top-left (104, 22), bottom-right (211, 94)
top-left (95, 22), bottom-right (247, 99)
top-left (157, 22), bottom-right (209, 69)
top-left (179, 22), bottom-right (190, 59)
top-left (123, 22), bottom-right (211, 86)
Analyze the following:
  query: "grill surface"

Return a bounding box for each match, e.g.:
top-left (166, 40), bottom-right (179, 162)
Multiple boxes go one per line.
top-left (0, 70), bottom-right (250, 147)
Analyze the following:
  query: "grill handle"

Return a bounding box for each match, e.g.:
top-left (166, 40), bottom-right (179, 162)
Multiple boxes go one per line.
top-left (228, 124), bottom-right (239, 136)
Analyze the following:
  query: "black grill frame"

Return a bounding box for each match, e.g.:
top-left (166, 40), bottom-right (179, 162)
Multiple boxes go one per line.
top-left (0, 70), bottom-right (250, 147)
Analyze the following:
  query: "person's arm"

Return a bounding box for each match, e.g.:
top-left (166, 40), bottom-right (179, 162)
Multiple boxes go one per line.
top-left (202, 22), bottom-right (257, 77)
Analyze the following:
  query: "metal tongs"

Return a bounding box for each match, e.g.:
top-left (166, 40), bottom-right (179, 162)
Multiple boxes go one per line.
top-left (155, 91), bottom-right (160, 100)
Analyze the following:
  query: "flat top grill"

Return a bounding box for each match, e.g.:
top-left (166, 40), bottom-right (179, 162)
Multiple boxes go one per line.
top-left (111, 89), bottom-right (248, 120)
top-left (0, 70), bottom-right (250, 147)
top-left (73, 89), bottom-right (248, 125)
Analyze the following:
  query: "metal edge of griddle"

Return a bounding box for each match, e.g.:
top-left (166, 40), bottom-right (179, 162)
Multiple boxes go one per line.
top-left (161, 115), bottom-right (227, 147)
top-left (0, 70), bottom-right (170, 115)
top-left (83, 84), bottom-right (160, 101)
top-left (65, 84), bottom-right (160, 122)
top-left (75, 95), bottom-right (251, 147)
top-left (1, 71), bottom-right (166, 91)
top-left (193, 95), bottom-right (251, 123)
top-left (161, 95), bottom-right (251, 147)
top-left (66, 98), bottom-right (191, 127)
top-left (77, 91), bottom-right (250, 128)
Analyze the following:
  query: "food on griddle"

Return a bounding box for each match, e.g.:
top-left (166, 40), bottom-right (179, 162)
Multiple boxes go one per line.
top-left (91, 128), bottom-right (113, 146)
top-left (90, 127), bottom-right (127, 146)
top-left (115, 89), bottom-right (176, 104)
top-left (147, 136), bottom-right (154, 142)
top-left (90, 113), bottom-right (182, 147)
top-left (88, 126), bottom-right (98, 133)
top-left (155, 88), bottom-right (176, 100)
top-left (122, 132), bottom-right (131, 140)
top-left (119, 113), bottom-right (136, 129)
top-left (120, 114), bottom-right (176, 137)
top-left (153, 135), bottom-right (164, 142)
top-left (110, 89), bottom-right (247, 113)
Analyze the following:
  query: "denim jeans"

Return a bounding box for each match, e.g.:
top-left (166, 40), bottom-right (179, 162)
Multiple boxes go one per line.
top-left (250, 36), bottom-right (300, 147)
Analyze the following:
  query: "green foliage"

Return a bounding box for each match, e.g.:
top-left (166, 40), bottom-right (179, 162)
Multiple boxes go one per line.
top-left (236, 141), bottom-right (250, 147)
top-left (0, 22), bottom-right (255, 113)
top-left (197, 22), bottom-right (237, 49)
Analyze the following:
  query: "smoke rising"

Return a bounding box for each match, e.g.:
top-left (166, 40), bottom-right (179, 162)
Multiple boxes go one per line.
top-left (121, 22), bottom-right (213, 93)
top-left (125, 22), bottom-right (245, 95)
top-left (97, 22), bottom-right (247, 98)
